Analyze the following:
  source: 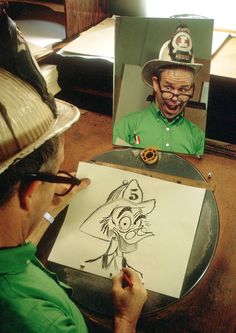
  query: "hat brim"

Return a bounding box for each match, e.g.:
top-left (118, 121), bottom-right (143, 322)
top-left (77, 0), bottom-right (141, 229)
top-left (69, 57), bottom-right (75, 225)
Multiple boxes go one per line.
top-left (142, 59), bottom-right (203, 88)
top-left (0, 99), bottom-right (80, 173)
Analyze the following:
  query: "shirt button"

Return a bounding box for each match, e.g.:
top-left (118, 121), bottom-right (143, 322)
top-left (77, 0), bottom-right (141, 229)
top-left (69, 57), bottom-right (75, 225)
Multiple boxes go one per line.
top-left (166, 143), bottom-right (170, 147)
top-left (166, 127), bottom-right (170, 131)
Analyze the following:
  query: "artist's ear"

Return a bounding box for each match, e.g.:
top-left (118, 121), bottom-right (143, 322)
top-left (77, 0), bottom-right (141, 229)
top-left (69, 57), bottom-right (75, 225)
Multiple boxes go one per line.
top-left (152, 76), bottom-right (158, 93)
top-left (19, 181), bottom-right (42, 210)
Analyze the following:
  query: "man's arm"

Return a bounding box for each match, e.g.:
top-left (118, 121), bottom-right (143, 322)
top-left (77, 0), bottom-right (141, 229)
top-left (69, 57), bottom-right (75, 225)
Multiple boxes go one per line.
top-left (113, 116), bottom-right (134, 147)
top-left (195, 127), bottom-right (205, 156)
top-left (26, 177), bottom-right (90, 245)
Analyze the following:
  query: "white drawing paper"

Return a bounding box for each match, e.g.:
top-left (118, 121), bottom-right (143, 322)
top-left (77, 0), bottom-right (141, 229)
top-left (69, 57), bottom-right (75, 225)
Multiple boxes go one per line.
top-left (49, 162), bottom-right (206, 298)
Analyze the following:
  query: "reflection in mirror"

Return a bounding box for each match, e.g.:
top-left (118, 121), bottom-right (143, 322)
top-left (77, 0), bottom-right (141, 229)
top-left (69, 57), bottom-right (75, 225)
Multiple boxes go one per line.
top-left (112, 17), bottom-right (214, 156)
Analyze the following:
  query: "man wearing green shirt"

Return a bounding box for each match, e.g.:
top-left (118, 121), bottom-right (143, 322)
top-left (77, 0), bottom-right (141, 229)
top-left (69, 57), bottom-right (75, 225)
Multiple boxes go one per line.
top-left (113, 24), bottom-right (205, 156)
top-left (0, 10), bottom-right (147, 333)
top-left (0, 242), bottom-right (89, 333)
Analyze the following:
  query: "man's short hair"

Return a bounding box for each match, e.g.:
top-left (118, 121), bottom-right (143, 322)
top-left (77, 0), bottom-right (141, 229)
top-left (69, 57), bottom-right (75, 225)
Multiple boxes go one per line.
top-left (0, 136), bottom-right (59, 206)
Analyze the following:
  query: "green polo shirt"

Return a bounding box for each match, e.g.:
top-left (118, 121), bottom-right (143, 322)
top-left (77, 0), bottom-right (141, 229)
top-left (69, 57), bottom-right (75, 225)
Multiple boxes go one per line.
top-left (0, 242), bottom-right (88, 333)
top-left (113, 102), bottom-right (205, 155)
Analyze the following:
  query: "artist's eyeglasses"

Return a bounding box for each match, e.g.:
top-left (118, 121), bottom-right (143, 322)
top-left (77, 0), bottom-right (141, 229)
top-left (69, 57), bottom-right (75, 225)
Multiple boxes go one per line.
top-left (158, 82), bottom-right (194, 103)
top-left (21, 170), bottom-right (81, 196)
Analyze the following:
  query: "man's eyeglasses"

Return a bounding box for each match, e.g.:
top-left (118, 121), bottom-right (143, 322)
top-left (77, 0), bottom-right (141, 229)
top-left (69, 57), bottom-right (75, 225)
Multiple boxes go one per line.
top-left (158, 82), bottom-right (194, 103)
top-left (21, 170), bottom-right (81, 196)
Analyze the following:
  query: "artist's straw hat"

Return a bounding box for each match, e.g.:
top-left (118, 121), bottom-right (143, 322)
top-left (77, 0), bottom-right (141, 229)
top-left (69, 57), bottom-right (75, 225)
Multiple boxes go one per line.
top-left (142, 24), bottom-right (203, 88)
top-left (0, 12), bottom-right (80, 173)
top-left (0, 69), bottom-right (79, 173)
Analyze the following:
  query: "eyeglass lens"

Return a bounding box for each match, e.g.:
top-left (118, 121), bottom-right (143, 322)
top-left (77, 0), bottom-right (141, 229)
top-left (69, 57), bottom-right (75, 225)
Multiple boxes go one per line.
top-left (161, 91), bottom-right (191, 102)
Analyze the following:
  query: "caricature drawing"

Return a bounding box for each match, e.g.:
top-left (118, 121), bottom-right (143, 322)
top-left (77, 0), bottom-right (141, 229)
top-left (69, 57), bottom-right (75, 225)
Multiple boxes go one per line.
top-left (79, 179), bottom-right (156, 273)
top-left (49, 162), bottom-right (206, 298)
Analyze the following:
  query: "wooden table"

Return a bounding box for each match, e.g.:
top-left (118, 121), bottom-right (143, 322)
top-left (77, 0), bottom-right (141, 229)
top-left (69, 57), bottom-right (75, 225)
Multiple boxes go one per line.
top-left (38, 110), bottom-right (236, 333)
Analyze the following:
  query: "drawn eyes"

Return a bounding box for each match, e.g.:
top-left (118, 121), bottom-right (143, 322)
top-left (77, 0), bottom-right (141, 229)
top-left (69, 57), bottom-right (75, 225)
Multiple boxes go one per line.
top-left (119, 216), bottom-right (131, 231)
top-left (118, 216), bottom-right (143, 231)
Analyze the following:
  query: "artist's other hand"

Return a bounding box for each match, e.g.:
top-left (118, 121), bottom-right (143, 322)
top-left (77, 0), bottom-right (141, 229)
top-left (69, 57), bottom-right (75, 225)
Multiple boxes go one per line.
top-left (112, 267), bottom-right (147, 333)
top-left (49, 173), bottom-right (90, 218)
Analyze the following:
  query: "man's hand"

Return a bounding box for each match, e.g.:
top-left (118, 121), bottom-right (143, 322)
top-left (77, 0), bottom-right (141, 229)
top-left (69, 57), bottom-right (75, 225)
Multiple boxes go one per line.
top-left (112, 267), bottom-right (147, 333)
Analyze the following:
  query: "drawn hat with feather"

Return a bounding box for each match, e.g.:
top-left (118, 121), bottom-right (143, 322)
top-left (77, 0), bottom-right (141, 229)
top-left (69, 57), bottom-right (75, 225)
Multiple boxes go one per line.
top-left (0, 9), bottom-right (79, 173)
top-left (80, 179), bottom-right (156, 252)
top-left (142, 23), bottom-right (203, 88)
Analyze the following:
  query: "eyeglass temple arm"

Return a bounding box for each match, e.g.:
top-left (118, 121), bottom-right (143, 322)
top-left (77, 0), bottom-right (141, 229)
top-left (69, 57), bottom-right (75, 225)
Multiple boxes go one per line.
top-left (22, 173), bottom-right (81, 185)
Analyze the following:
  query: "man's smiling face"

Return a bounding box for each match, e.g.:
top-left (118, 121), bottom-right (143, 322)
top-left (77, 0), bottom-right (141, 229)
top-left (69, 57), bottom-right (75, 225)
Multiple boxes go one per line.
top-left (152, 67), bottom-right (194, 121)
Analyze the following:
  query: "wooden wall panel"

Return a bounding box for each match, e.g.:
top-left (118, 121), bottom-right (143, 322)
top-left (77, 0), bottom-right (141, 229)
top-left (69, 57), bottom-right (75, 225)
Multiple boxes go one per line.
top-left (64, 0), bottom-right (109, 39)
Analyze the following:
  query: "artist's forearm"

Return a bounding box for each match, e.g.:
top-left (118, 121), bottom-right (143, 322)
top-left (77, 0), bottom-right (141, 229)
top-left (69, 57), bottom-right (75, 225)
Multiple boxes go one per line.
top-left (26, 219), bottom-right (51, 245)
top-left (114, 317), bottom-right (136, 333)
top-left (26, 178), bottom-right (91, 246)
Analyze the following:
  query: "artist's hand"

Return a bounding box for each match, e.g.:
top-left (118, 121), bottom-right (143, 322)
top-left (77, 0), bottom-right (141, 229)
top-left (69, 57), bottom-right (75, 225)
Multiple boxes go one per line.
top-left (112, 267), bottom-right (147, 333)
top-left (49, 174), bottom-right (91, 218)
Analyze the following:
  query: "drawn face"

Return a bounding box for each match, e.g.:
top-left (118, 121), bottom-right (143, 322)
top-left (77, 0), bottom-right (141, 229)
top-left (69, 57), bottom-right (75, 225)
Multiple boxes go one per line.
top-left (110, 205), bottom-right (154, 252)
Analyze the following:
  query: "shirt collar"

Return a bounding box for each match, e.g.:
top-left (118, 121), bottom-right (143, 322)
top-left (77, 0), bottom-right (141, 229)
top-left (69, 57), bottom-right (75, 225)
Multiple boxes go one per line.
top-left (151, 102), bottom-right (184, 125)
top-left (0, 242), bottom-right (36, 274)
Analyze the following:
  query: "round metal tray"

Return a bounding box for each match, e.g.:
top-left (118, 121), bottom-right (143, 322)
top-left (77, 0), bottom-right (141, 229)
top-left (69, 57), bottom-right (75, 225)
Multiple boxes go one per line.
top-left (48, 149), bottom-right (219, 316)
